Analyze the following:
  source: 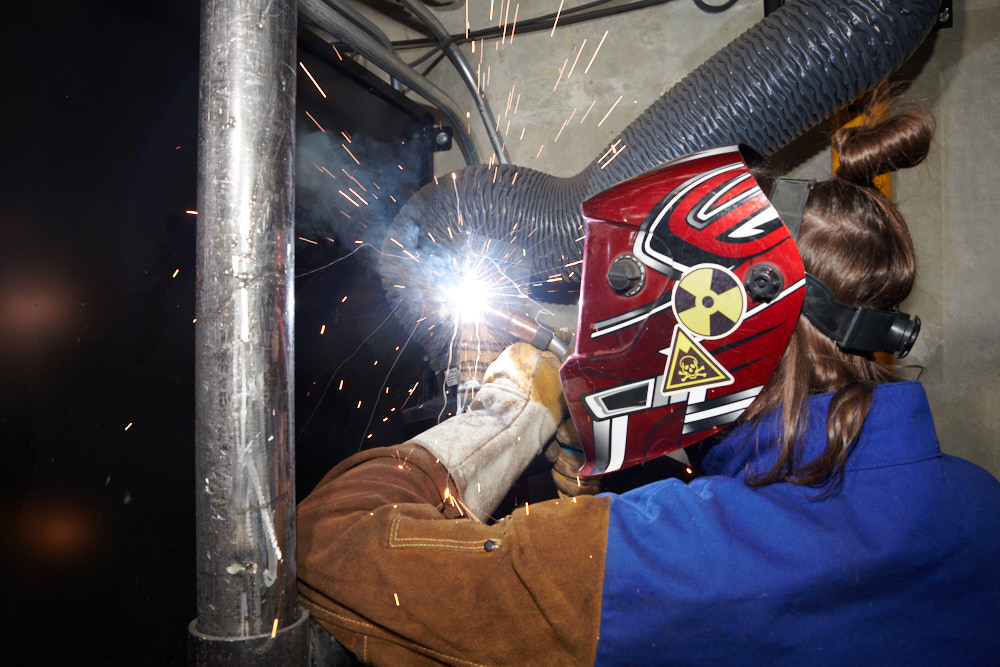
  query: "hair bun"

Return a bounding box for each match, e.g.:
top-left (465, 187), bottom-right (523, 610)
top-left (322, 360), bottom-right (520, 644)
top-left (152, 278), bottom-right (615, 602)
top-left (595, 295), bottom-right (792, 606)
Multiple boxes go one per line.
top-left (832, 109), bottom-right (934, 184)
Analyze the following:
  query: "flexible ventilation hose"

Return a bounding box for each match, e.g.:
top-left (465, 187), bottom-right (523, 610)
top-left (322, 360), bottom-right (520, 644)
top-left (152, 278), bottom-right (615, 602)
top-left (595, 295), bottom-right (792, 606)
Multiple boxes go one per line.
top-left (379, 0), bottom-right (941, 367)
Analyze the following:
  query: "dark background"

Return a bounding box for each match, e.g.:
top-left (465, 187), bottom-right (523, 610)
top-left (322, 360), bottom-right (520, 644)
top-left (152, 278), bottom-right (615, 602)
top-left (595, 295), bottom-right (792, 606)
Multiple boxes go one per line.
top-left (1, 2), bottom-right (437, 662)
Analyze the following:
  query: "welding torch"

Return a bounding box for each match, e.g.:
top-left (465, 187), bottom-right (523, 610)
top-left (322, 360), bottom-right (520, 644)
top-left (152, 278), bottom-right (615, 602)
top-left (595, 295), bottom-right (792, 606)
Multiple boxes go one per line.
top-left (482, 306), bottom-right (573, 361)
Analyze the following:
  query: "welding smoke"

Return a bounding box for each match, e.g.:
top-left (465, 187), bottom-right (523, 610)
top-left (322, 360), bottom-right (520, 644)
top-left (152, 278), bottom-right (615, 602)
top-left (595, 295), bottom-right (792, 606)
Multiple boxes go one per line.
top-left (295, 127), bottom-right (424, 249)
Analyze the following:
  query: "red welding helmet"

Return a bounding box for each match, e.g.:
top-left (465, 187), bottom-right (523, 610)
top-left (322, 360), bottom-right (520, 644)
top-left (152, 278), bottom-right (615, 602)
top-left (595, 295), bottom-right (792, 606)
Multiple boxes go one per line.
top-left (559, 145), bottom-right (806, 475)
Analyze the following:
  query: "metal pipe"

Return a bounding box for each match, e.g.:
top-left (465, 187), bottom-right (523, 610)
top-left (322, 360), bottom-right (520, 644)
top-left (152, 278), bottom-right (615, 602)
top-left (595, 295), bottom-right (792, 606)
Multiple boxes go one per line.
top-left (396, 0), bottom-right (510, 165)
top-left (298, 0), bottom-right (482, 165)
top-left (191, 0), bottom-right (304, 657)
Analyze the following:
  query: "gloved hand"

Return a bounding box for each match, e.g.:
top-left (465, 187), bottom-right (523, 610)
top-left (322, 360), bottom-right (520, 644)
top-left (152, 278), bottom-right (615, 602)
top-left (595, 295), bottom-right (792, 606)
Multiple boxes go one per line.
top-left (409, 342), bottom-right (567, 520)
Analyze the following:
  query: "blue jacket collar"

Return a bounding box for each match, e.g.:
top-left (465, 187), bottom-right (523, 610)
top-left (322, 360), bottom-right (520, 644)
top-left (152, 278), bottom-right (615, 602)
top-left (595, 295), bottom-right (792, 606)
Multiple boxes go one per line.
top-left (701, 381), bottom-right (941, 481)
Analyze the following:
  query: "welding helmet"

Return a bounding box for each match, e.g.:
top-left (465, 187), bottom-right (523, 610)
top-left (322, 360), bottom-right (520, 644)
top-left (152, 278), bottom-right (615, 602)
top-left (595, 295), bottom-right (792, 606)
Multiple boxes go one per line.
top-left (559, 145), bottom-right (805, 475)
top-left (559, 144), bottom-right (922, 475)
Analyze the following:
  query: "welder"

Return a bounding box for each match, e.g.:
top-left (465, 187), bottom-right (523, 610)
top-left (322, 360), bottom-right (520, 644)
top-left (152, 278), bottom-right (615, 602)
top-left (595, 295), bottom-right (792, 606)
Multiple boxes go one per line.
top-left (297, 101), bottom-right (1000, 664)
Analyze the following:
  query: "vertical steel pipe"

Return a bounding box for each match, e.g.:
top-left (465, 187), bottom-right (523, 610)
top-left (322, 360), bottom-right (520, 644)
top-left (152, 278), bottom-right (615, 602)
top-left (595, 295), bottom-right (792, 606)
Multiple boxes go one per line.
top-left (191, 0), bottom-right (301, 655)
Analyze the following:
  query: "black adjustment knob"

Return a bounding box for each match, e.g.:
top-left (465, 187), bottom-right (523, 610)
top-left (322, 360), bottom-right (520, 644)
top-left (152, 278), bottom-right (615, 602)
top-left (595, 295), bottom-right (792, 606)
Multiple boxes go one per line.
top-left (745, 264), bottom-right (783, 302)
top-left (607, 255), bottom-right (645, 296)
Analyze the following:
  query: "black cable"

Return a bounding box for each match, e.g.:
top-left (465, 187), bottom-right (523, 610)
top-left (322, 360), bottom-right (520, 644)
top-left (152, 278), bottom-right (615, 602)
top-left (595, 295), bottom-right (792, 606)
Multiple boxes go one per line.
top-left (505, 0), bottom-right (624, 28)
top-left (397, 0), bottom-right (679, 54)
top-left (403, 0), bottom-right (681, 69)
top-left (692, 0), bottom-right (739, 14)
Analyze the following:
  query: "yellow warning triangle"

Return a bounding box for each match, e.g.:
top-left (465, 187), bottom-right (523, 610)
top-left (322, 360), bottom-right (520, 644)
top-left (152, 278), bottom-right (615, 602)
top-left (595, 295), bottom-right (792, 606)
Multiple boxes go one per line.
top-left (660, 327), bottom-right (734, 394)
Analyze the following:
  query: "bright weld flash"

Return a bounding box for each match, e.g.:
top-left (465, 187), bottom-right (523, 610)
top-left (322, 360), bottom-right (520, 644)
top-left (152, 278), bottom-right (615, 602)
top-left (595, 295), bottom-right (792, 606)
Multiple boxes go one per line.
top-left (446, 275), bottom-right (490, 324)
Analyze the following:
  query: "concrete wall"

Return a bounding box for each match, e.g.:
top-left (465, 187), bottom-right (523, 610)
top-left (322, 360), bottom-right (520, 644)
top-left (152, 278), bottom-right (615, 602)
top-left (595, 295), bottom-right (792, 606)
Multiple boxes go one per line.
top-left (353, 0), bottom-right (1000, 477)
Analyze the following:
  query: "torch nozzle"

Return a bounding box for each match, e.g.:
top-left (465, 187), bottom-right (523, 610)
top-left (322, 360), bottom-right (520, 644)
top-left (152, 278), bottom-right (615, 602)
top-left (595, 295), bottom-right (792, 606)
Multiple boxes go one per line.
top-left (483, 307), bottom-right (573, 361)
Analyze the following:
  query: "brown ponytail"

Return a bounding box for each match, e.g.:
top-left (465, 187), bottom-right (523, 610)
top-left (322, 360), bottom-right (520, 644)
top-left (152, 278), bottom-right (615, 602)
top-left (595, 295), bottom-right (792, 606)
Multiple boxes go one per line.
top-left (744, 89), bottom-right (934, 493)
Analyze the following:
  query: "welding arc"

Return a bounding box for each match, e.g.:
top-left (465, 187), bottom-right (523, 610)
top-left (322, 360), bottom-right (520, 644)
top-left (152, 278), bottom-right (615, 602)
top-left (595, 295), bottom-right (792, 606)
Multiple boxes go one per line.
top-left (380, 0), bottom-right (942, 369)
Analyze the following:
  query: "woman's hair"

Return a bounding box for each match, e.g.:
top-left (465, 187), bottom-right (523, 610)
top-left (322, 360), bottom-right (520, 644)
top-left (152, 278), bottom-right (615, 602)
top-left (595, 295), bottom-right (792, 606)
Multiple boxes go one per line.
top-left (743, 90), bottom-right (934, 492)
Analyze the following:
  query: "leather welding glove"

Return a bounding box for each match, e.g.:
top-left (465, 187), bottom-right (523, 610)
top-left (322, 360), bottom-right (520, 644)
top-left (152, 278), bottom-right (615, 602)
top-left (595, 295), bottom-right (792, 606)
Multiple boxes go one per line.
top-left (409, 342), bottom-right (567, 521)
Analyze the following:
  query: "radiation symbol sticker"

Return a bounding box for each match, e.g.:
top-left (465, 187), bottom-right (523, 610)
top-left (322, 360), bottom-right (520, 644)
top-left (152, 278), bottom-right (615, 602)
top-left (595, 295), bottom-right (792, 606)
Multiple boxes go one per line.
top-left (672, 264), bottom-right (746, 339)
top-left (660, 327), bottom-right (734, 395)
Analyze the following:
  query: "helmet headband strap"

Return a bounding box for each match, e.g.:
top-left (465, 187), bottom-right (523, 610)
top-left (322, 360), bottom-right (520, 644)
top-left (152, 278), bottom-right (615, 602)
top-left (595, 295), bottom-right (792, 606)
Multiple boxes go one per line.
top-left (772, 178), bottom-right (920, 358)
top-left (803, 274), bottom-right (920, 358)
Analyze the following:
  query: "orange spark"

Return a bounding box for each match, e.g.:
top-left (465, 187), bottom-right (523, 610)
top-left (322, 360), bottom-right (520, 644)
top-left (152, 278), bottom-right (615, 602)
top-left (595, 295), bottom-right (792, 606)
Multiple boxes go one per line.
top-left (338, 190), bottom-right (360, 207)
top-left (553, 58), bottom-right (568, 91)
top-left (550, 0), bottom-right (565, 36)
top-left (305, 111), bottom-right (325, 132)
top-left (502, 0), bottom-right (511, 44)
top-left (299, 62), bottom-right (326, 98)
top-left (342, 144), bottom-right (360, 165)
top-left (600, 145), bottom-right (627, 169)
top-left (342, 169), bottom-right (368, 191)
top-left (598, 96), bottom-right (623, 127)
top-left (348, 188), bottom-right (368, 205)
top-left (567, 38), bottom-right (587, 79)
top-left (585, 30), bottom-right (609, 74)
top-left (554, 108), bottom-right (577, 143)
